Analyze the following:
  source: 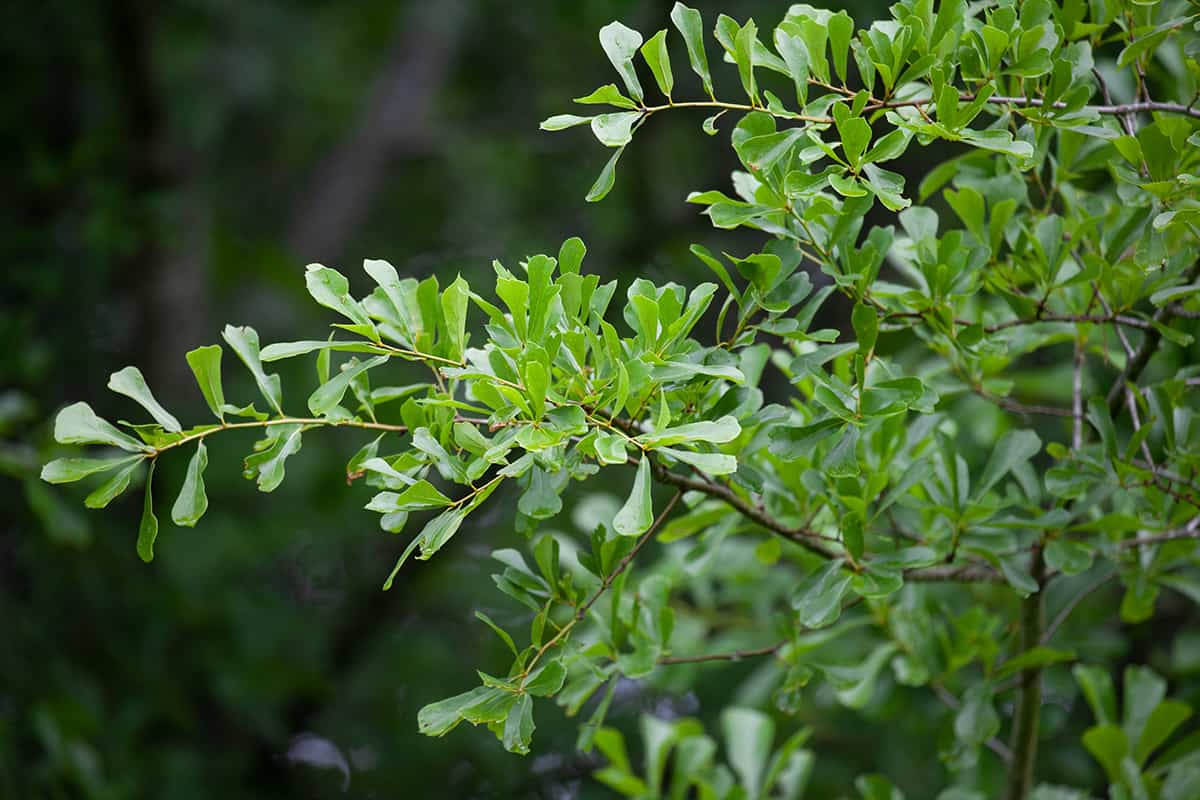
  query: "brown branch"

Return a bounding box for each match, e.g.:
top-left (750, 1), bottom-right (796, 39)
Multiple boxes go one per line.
top-left (973, 387), bottom-right (1077, 418)
top-left (870, 94), bottom-right (1200, 121)
top-left (650, 462), bottom-right (838, 559)
top-left (985, 313), bottom-right (1152, 333)
top-left (1117, 528), bottom-right (1200, 549)
top-left (649, 462), bottom-right (1005, 583)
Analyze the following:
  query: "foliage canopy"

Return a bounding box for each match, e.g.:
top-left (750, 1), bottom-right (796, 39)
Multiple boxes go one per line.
top-left (42, 1), bottom-right (1200, 797)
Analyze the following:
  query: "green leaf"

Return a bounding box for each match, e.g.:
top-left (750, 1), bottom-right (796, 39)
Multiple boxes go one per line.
top-left (792, 561), bottom-right (852, 628)
top-left (1082, 724), bottom-right (1128, 783)
top-left (613, 455), bottom-right (654, 536)
top-left (259, 340), bottom-right (386, 362)
top-left (558, 237), bottom-right (586, 275)
top-left (773, 29), bottom-right (809, 105)
top-left (1075, 664), bottom-right (1118, 725)
top-left (525, 660), bottom-right (568, 696)
top-left (84, 459), bottom-right (142, 509)
top-left (731, 18), bottom-right (759, 105)
top-left (1136, 700), bottom-right (1192, 766)
top-left (253, 425), bottom-right (303, 492)
top-left (635, 416), bottom-right (740, 448)
top-left (599, 21), bottom-right (644, 104)
top-left (440, 276), bottom-right (469, 362)
top-left (475, 610), bottom-right (518, 657)
top-left (41, 455), bottom-right (141, 485)
top-left (185, 345), bottom-right (226, 421)
top-left (959, 129), bottom-right (1034, 159)
top-left (53, 402), bottom-right (149, 453)
top-left (954, 685), bottom-right (1000, 747)
top-left (670, 3), bottom-right (713, 97)
top-left (416, 507), bottom-right (468, 560)
top-left (304, 264), bottom-right (378, 338)
top-left (502, 693), bottom-right (535, 755)
top-left (640, 29), bottom-right (673, 99)
top-left (365, 480), bottom-right (453, 513)
top-left (587, 146), bottom-right (625, 202)
top-left (540, 114), bottom-right (594, 131)
top-left (851, 303), bottom-right (878, 355)
top-left (417, 686), bottom-right (495, 737)
top-left (1150, 283), bottom-right (1199, 306)
top-left (828, 12), bottom-right (854, 83)
top-left (594, 431), bottom-right (629, 465)
top-left (660, 447), bottom-right (737, 475)
top-left (591, 111), bottom-right (641, 147)
top-left (170, 441), bottom-right (209, 527)
top-left (518, 466), bottom-right (562, 519)
top-left (136, 459), bottom-right (159, 563)
top-left (307, 355), bottom-right (389, 416)
top-left (722, 708), bottom-right (773, 798)
top-left (835, 113), bottom-right (872, 169)
top-left (973, 430), bottom-right (1041, 500)
top-left (107, 366), bottom-right (182, 433)
top-left (222, 326), bottom-right (284, 414)
top-left (573, 84), bottom-right (639, 110)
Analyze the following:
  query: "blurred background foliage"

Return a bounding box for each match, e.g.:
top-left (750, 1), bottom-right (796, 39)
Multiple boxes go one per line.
top-left (4, 0), bottom-right (1182, 797)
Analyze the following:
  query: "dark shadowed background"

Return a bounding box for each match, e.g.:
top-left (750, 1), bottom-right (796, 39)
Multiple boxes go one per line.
top-left (0, 1), bottom-right (977, 797)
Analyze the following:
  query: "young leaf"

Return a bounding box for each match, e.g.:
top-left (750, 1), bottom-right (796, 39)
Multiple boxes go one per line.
top-left (828, 12), bottom-right (854, 84)
top-left (635, 416), bottom-right (741, 448)
top-left (222, 326), bottom-right (284, 415)
top-left (851, 303), bottom-right (879, 355)
top-left (973, 430), bottom-right (1041, 499)
top-left (540, 114), bottom-right (594, 131)
top-left (366, 480), bottom-right (453, 513)
top-left (136, 459), bottom-right (159, 562)
top-left (41, 455), bottom-right (141, 484)
top-left (573, 84), bottom-right (638, 109)
top-left (171, 441), bottom-right (209, 527)
top-left (107, 366), bottom-right (182, 433)
top-left (307, 355), bottom-right (389, 416)
top-left (660, 447), bottom-right (737, 475)
top-left (185, 345), bottom-right (226, 421)
top-left (640, 29), bottom-right (673, 99)
top-left (53, 402), bottom-right (149, 453)
top-left (670, 3), bottom-right (712, 97)
top-left (792, 561), bottom-right (852, 628)
top-left (591, 112), bottom-right (641, 147)
top-left (304, 264), bottom-right (379, 339)
top-left (587, 146), bottom-right (625, 202)
top-left (613, 455), bottom-right (654, 536)
top-left (440, 276), bottom-right (470, 362)
top-left (85, 459), bottom-right (142, 509)
top-left (599, 22), bottom-right (644, 104)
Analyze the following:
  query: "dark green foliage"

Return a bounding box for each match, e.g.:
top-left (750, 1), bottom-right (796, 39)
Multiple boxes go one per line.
top-left (37, 0), bottom-right (1200, 797)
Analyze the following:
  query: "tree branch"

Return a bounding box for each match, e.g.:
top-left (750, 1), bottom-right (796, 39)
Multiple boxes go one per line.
top-left (985, 312), bottom-right (1153, 333)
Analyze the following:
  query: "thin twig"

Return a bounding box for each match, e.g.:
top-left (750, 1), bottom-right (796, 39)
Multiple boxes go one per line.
top-left (518, 490), bottom-right (683, 684)
top-left (984, 312), bottom-right (1152, 334)
top-left (658, 641), bottom-right (785, 665)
